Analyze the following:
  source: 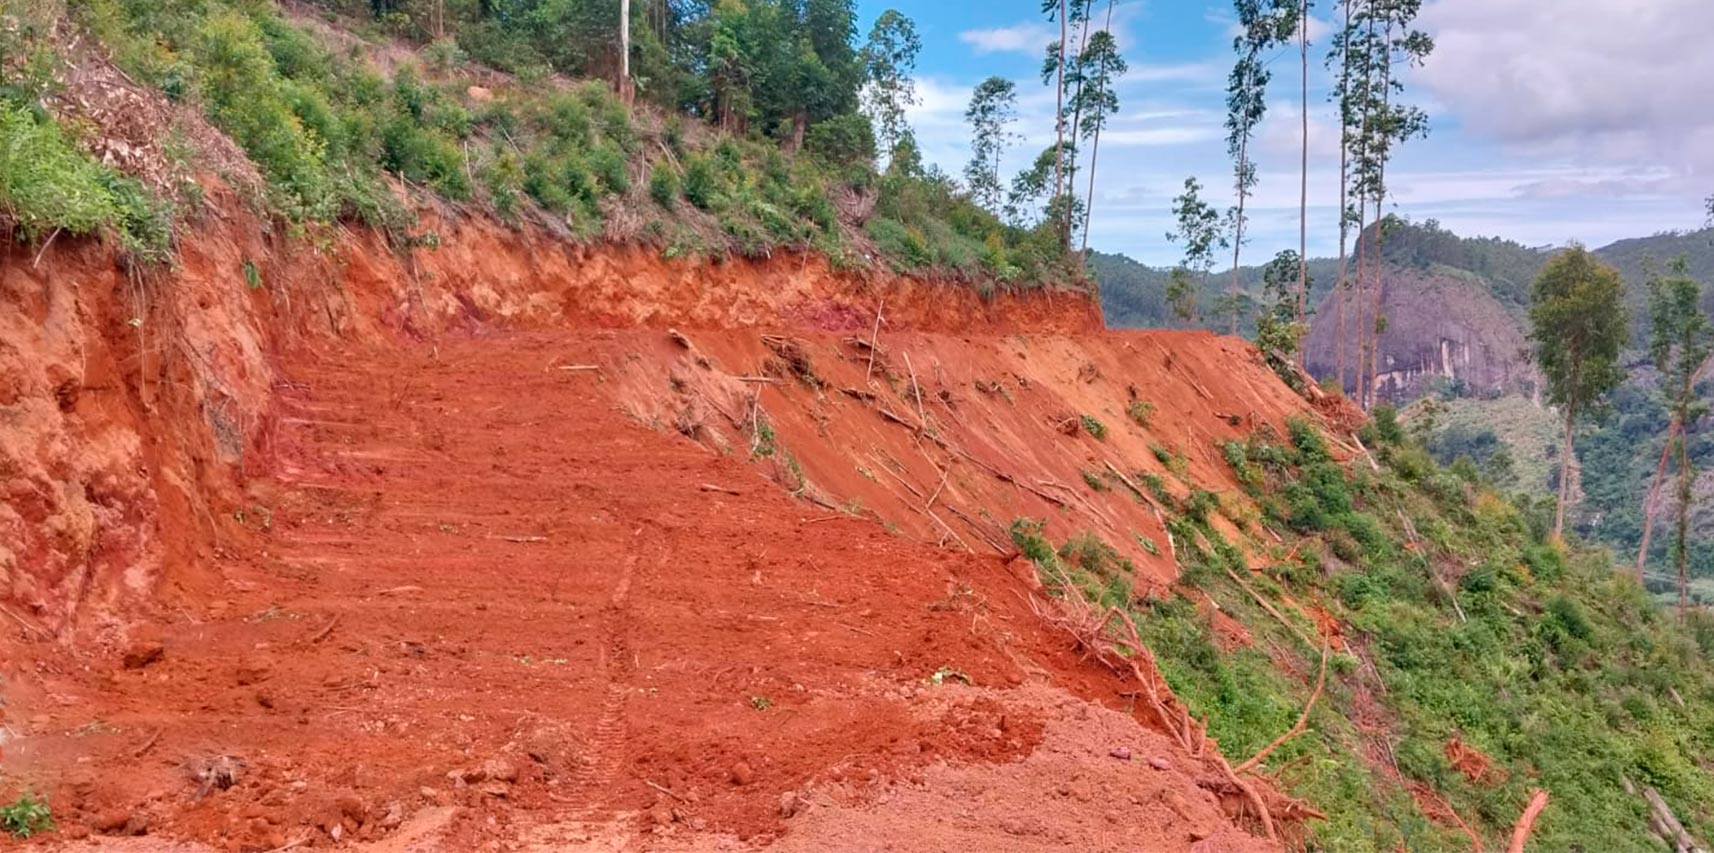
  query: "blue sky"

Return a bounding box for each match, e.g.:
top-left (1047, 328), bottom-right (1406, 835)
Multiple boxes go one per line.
top-left (856, 0), bottom-right (1714, 266)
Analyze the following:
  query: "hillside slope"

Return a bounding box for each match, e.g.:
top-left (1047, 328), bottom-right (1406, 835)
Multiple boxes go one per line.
top-left (7, 6), bottom-right (1714, 853)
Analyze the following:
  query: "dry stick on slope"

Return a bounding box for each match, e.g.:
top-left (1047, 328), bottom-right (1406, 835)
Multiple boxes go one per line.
top-left (1223, 568), bottom-right (1316, 650)
top-left (1030, 590), bottom-right (1291, 842)
top-left (865, 299), bottom-right (885, 383)
top-left (1234, 634), bottom-right (1329, 775)
top-left (1507, 789), bottom-right (1550, 853)
top-left (903, 351), bottom-right (928, 427)
top-left (1640, 784), bottom-right (1710, 853)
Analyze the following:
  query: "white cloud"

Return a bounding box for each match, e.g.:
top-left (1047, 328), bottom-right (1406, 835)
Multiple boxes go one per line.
top-left (958, 22), bottom-right (1056, 55)
top-left (1417, 0), bottom-right (1714, 186)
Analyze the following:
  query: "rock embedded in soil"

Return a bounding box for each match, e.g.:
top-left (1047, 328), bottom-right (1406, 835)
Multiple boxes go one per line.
top-left (122, 641), bottom-right (165, 669)
top-left (1109, 746), bottom-right (1132, 760)
top-left (729, 762), bottom-right (756, 786)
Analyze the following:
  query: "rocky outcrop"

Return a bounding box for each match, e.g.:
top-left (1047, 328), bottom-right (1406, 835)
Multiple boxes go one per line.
top-left (1305, 265), bottom-right (1537, 404)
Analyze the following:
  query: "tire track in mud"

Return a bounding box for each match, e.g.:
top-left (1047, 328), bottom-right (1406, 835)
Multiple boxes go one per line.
top-left (564, 523), bottom-right (664, 818)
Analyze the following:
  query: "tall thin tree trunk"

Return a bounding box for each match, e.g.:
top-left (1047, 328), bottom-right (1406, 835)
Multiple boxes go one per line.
top-left (1296, 0), bottom-right (1310, 367)
top-left (618, 0), bottom-right (634, 105)
top-left (1637, 420), bottom-right (1681, 584)
top-left (1677, 429), bottom-right (1693, 616)
top-left (1079, 0), bottom-right (1115, 252)
top-left (1333, 0), bottom-right (1354, 396)
top-left (1082, 121), bottom-right (1103, 252)
top-left (1365, 191), bottom-right (1386, 407)
top-left (1052, 0), bottom-right (1067, 213)
top-left (1231, 130), bottom-right (1250, 336)
top-left (1349, 193), bottom-right (1369, 397)
top-left (1064, 0), bottom-right (1094, 240)
top-left (1364, 20), bottom-right (1395, 409)
top-left (1554, 407), bottom-right (1577, 541)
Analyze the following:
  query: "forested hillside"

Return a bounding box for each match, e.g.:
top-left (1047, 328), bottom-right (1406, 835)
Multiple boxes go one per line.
top-left (0, 0), bottom-right (1086, 286)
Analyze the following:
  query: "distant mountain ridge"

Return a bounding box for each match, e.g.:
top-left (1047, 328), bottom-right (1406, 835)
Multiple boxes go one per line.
top-left (1097, 221), bottom-right (1714, 403)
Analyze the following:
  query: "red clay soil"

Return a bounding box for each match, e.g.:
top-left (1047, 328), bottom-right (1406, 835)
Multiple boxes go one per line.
top-left (3, 329), bottom-right (1290, 852)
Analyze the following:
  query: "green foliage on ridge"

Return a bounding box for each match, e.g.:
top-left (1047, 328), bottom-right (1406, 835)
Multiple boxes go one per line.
top-left (0, 0), bottom-right (1080, 287)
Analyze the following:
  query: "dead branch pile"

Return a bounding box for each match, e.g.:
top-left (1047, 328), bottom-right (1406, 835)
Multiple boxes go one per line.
top-left (1025, 582), bottom-right (1324, 841)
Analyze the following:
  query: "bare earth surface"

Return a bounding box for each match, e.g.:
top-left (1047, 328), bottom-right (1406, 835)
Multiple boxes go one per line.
top-left (7, 330), bottom-right (1279, 853)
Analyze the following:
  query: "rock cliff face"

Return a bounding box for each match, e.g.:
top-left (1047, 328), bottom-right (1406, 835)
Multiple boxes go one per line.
top-left (1305, 265), bottom-right (1536, 403)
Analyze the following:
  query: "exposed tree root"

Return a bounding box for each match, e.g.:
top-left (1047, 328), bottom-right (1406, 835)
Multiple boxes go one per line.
top-left (1506, 789), bottom-right (1549, 853)
top-left (1024, 582), bottom-right (1326, 842)
top-left (1234, 633), bottom-right (1328, 775)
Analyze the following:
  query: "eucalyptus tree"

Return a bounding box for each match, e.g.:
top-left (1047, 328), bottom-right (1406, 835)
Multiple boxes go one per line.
top-left (860, 10), bottom-right (921, 160)
top-left (1073, 9), bottom-right (1124, 250)
top-left (1294, 0), bottom-right (1312, 362)
top-left (1224, 0), bottom-right (1300, 334)
top-left (963, 77), bottom-right (1020, 213)
top-left (1645, 258), bottom-right (1712, 614)
top-left (1166, 177), bottom-right (1227, 325)
top-left (1350, 0), bottom-right (1432, 407)
top-left (1528, 246), bottom-right (1629, 541)
top-left (1327, 0), bottom-right (1361, 394)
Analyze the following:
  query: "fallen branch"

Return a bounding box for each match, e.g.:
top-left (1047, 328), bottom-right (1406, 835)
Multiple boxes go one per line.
top-left (872, 457), bottom-right (925, 499)
top-left (1641, 784), bottom-right (1709, 853)
top-left (0, 603), bottom-right (52, 640)
top-left (495, 535), bottom-right (549, 543)
top-left (1234, 633), bottom-right (1329, 775)
top-left (699, 483), bottom-right (743, 496)
top-left (557, 364), bottom-right (601, 372)
top-left (306, 615), bottom-right (341, 644)
top-left (1223, 568), bottom-right (1316, 650)
top-left (1506, 789), bottom-right (1550, 853)
top-left (924, 465), bottom-right (951, 510)
top-left (840, 387), bottom-right (878, 402)
top-left (1351, 433), bottom-right (1381, 472)
top-left (904, 351), bottom-right (927, 427)
top-left (920, 507), bottom-right (974, 553)
top-left (734, 376), bottom-right (780, 384)
top-left (1103, 461), bottom-right (1167, 513)
top-left (865, 299), bottom-right (884, 383)
top-left (944, 504), bottom-right (1012, 555)
top-left (645, 779), bottom-right (687, 802)
top-left (877, 406), bottom-right (923, 431)
top-left (133, 729), bottom-right (162, 758)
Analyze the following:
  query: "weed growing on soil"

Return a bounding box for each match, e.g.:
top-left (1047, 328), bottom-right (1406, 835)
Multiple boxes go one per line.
top-left (1080, 468), bottom-right (1108, 491)
top-left (1, 793), bottom-right (53, 839)
top-left (1080, 414), bottom-right (1108, 441)
top-left (1127, 400), bottom-right (1155, 429)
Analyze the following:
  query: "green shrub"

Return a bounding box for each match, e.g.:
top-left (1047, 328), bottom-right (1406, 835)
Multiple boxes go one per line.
top-left (649, 163), bottom-right (679, 209)
top-left (683, 154), bottom-right (722, 210)
top-left (806, 113), bottom-right (876, 165)
top-left (1128, 400), bottom-right (1155, 428)
top-left (867, 216), bottom-right (932, 269)
top-left (1080, 414), bottom-right (1108, 440)
top-left (380, 119), bottom-right (470, 199)
top-left (588, 143), bottom-right (628, 194)
top-left (0, 104), bottom-right (170, 257)
top-left (1, 793), bottom-right (52, 839)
